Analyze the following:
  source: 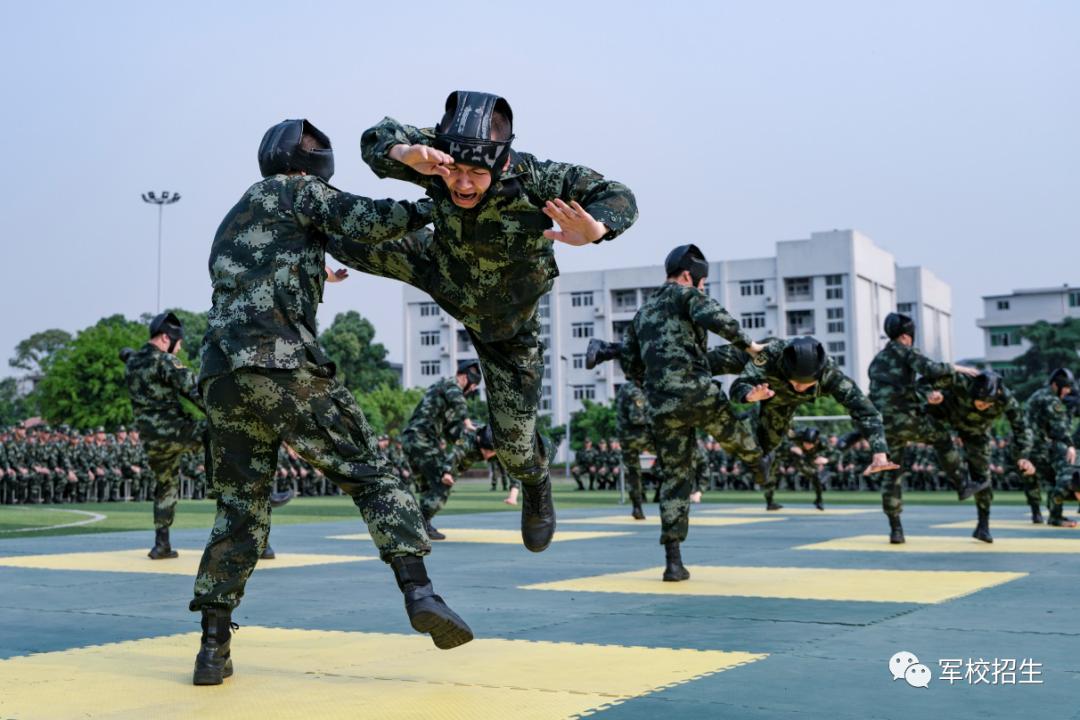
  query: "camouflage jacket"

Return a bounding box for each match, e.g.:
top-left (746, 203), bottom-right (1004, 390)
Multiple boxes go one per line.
top-left (124, 344), bottom-right (202, 440)
top-left (622, 281), bottom-right (751, 417)
top-left (403, 378), bottom-right (468, 448)
top-left (1025, 386), bottom-right (1074, 460)
top-left (575, 446), bottom-right (598, 470)
top-left (731, 339), bottom-right (889, 455)
top-left (615, 381), bottom-right (650, 438)
top-left (929, 374), bottom-right (1032, 457)
top-left (868, 340), bottom-right (953, 417)
top-left (360, 117), bottom-right (638, 342)
top-left (200, 175), bottom-right (431, 381)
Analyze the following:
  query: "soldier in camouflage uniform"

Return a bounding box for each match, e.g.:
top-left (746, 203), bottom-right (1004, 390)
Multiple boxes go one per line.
top-left (571, 438), bottom-right (598, 491)
top-left (866, 312), bottom-right (980, 542)
top-left (610, 245), bottom-right (765, 582)
top-left (344, 91), bottom-right (637, 552)
top-left (789, 427), bottom-right (829, 510)
top-left (924, 370), bottom-right (1035, 541)
top-left (123, 313), bottom-right (207, 559)
top-left (615, 379), bottom-right (652, 519)
top-left (595, 439), bottom-right (613, 490)
top-left (423, 425), bottom-right (500, 532)
top-left (732, 336), bottom-right (898, 511)
top-left (1026, 368), bottom-right (1078, 526)
top-left (189, 120), bottom-right (472, 686)
top-left (402, 360), bottom-right (481, 540)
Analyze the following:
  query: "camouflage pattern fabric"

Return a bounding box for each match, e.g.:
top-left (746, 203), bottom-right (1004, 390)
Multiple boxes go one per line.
top-left (402, 377), bottom-right (468, 518)
top-left (1025, 386), bottom-right (1075, 514)
top-left (615, 381), bottom-right (652, 504)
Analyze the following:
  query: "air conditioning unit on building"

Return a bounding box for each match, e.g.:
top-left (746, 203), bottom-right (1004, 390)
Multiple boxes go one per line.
top-left (439, 313), bottom-right (451, 326)
top-left (439, 345), bottom-right (449, 355)
top-left (593, 368), bottom-right (605, 379)
top-left (592, 306), bottom-right (604, 317)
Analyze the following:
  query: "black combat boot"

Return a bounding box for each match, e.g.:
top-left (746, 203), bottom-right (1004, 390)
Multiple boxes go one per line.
top-left (192, 606), bottom-right (235, 685)
top-left (662, 540), bottom-right (690, 582)
top-left (423, 518), bottom-right (446, 541)
top-left (585, 339), bottom-right (622, 370)
top-left (148, 527), bottom-right (178, 560)
top-left (1030, 503), bottom-right (1044, 524)
top-left (958, 476), bottom-right (992, 501)
top-left (631, 499), bottom-right (645, 520)
top-left (1047, 506), bottom-right (1078, 527)
top-left (814, 490), bottom-right (825, 511)
top-left (764, 491), bottom-right (783, 511)
top-left (888, 515), bottom-right (905, 544)
top-left (391, 556), bottom-right (473, 649)
top-left (972, 508), bottom-right (993, 543)
top-left (260, 544), bottom-right (276, 560)
top-left (521, 479), bottom-right (556, 552)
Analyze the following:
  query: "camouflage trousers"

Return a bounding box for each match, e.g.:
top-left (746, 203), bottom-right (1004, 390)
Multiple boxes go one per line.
top-left (342, 232), bottom-right (548, 487)
top-left (1029, 448), bottom-right (1070, 513)
top-left (1046, 464), bottom-right (1080, 517)
top-left (879, 414), bottom-right (990, 516)
top-left (144, 423), bottom-right (205, 530)
top-left (652, 384), bottom-right (761, 545)
top-left (620, 434), bottom-right (651, 504)
top-left (190, 364), bottom-right (428, 612)
top-left (404, 439), bottom-right (451, 520)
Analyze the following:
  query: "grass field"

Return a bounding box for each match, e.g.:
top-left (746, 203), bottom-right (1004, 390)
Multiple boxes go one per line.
top-left (0, 479), bottom-right (1039, 539)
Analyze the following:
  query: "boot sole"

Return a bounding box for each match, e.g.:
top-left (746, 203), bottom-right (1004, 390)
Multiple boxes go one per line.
top-left (193, 658), bottom-right (233, 686)
top-left (410, 609), bottom-right (474, 650)
top-left (662, 573), bottom-right (691, 582)
top-left (148, 550), bottom-right (179, 560)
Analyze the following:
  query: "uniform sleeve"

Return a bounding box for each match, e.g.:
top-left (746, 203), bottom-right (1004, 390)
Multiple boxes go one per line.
top-left (684, 292), bottom-right (752, 348)
top-left (730, 361), bottom-right (767, 404)
top-left (297, 178), bottom-right (432, 251)
top-left (1003, 393), bottom-right (1033, 459)
top-left (906, 345), bottom-right (953, 382)
top-left (444, 384), bottom-right (468, 440)
top-left (1044, 399), bottom-right (1073, 446)
top-left (160, 355), bottom-right (203, 410)
top-left (529, 158), bottom-right (638, 242)
top-left (820, 365), bottom-right (889, 455)
top-left (627, 389), bottom-right (649, 425)
top-left (360, 117), bottom-right (438, 188)
top-left (620, 322), bottom-right (646, 382)
top-left (706, 345), bottom-right (751, 376)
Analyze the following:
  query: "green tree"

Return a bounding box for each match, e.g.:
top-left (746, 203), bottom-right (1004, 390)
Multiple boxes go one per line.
top-left (34, 315), bottom-right (146, 430)
top-left (569, 399), bottom-right (617, 450)
top-left (0, 377), bottom-right (30, 426)
top-left (9, 329), bottom-right (72, 378)
top-left (1011, 319), bottom-right (1080, 400)
top-left (354, 384), bottom-right (425, 437)
top-left (319, 311), bottom-right (399, 392)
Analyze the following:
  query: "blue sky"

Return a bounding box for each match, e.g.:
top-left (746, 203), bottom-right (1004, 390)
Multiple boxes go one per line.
top-left (1, 0), bottom-right (1077, 375)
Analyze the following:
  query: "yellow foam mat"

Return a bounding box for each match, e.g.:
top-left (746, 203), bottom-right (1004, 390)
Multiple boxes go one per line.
top-left (0, 627), bottom-right (765, 720)
top-left (562, 515), bottom-right (784, 527)
top-left (0, 549), bottom-right (374, 576)
top-left (329, 529), bottom-right (630, 544)
top-left (796, 535), bottom-right (1080, 554)
top-left (702, 506), bottom-right (875, 516)
top-left (932, 520), bottom-right (1080, 531)
top-left (522, 565), bottom-right (1024, 604)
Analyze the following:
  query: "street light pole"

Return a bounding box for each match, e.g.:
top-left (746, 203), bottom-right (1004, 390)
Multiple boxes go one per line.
top-left (560, 355), bottom-right (571, 477)
top-left (141, 191), bottom-right (181, 312)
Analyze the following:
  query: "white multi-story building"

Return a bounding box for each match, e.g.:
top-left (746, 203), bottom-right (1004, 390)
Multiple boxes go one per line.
top-left (976, 285), bottom-right (1080, 373)
top-left (401, 229), bottom-right (953, 456)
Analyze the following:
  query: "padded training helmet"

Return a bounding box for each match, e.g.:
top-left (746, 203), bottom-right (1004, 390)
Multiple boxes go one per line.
top-left (1049, 367), bottom-right (1075, 390)
top-left (149, 312), bottom-right (184, 353)
top-left (781, 337), bottom-right (827, 384)
top-left (434, 91), bottom-right (514, 181)
top-left (664, 244), bottom-right (708, 285)
top-left (971, 371), bottom-right (1002, 401)
top-left (258, 119), bottom-right (334, 182)
top-left (884, 312), bottom-right (916, 341)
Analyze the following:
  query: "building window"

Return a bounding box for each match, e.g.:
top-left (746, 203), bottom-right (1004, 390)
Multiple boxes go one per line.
top-left (786, 310), bottom-right (814, 335)
top-left (641, 287), bottom-right (660, 302)
top-left (740, 279), bottom-right (765, 297)
top-left (1070, 292), bottom-right (1080, 308)
top-left (571, 291), bottom-right (594, 307)
top-left (539, 398), bottom-right (551, 411)
top-left (612, 320), bottom-right (633, 342)
top-left (572, 322), bottom-right (594, 338)
top-left (420, 360), bottom-right (440, 376)
top-left (990, 330), bottom-right (1021, 347)
top-left (996, 300), bottom-right (1010, 311)
top-left (834, 355), bottom-right (846, 367)
top-left (785, 277), bottom-right (813, 301)
top-left (612, 289), bottom-right (637, 311)
top-left (825, 274), bottom-right (843, 301)
top-left (456, 330), bottom-right (472, 353)
top-left (419, 302), bottom-right (439, 317)
top-left (420, 331), bottom-right (440, 347)
top-left (740, 312), bottom-right (766, 330)
top-left (543, 365), bottom-right (551, 379)
top-left (897, 302), bottom-right (914, 313)
top-left (827, 341), bottom-right (846, 353)
top-left (540, 323), bottom-right (551, 338)
top-left (572, 385), bottom-right (596, 400)
top-left (826, 308), bottom-right (845, 334)
top-left (572, 354), bottom-right (585, 369)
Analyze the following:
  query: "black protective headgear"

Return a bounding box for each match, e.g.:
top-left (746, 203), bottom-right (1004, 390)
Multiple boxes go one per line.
top-left (149, 312), bottom-right (184, 354)
top-left (884, 312), bottom-right (916, 341)
top-left (664, 244), bottom-right (709, 285)
top-left (781, 337), bottom-right (827, 384)
top-left (477, 424), bottom-right (495, 452)
top-left (434, 91), bottom-right (514, 180)
top-left (971, 371), bottom-right (1002, 401)
top-left (258, 119), bottom-right (334, 182)
top-left (799, 427), bottom-right (821, 444)
top-left (1049, 367), bottom-right (1075, 390)
top-left (457, 358), bottom-right (483, 394)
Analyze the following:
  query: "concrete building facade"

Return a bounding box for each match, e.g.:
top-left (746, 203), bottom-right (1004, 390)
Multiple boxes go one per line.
top-left (976, 285), bottom-right (1080, 374)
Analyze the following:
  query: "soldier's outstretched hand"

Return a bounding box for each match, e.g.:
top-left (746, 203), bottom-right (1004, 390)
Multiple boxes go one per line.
top-left (927, 390), bottom-right (944, 405)
top-left (542, 199), bottom-right (608, 246)
top-left (1017, 458), bottom-right (1036, 476)
top-left (863, 453), bottom-right (900, 475)
top-left (953, 364), bottom-right (980, 377)
top-left (441, 473), bottom-right (455, 487)
top-left (744, 384), bottom-right (775, 403)
top-left (747, 342), bottom-right (766, 357)
top-left (389, 144), bottom-right (453, 177)
top-left (325, 267), bottom-right (349, 283)
top-left (1068, 446), bottom-right (1077, 465)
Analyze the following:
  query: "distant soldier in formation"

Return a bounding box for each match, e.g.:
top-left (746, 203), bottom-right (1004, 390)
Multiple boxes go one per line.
top-left (1026, 368), bottom-right (1078, 527)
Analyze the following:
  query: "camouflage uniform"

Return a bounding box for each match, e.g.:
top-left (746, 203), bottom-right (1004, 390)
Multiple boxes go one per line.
top-left (572, 442), bottom-right (598, 491)
top-left (401, 377), bottom-right (468, 522)
top-left (191, 174), bottom-right (433, 612)
top-left (1025, 386), bottom-right (1075, 520)
top-left (615, 381), bottom-right (652, 504)
top-left (346, 118), bottom-right (637, 491)
top-left (621, 281), bottom-right (761, 545)
top-left (124, 343), bottom-right (206, 529)
top-left (867, 340), bottom-right (962, 517)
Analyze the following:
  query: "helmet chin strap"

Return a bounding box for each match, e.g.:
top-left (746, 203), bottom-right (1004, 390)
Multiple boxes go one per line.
top-left (167, 337), bottom-right (180, 354)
